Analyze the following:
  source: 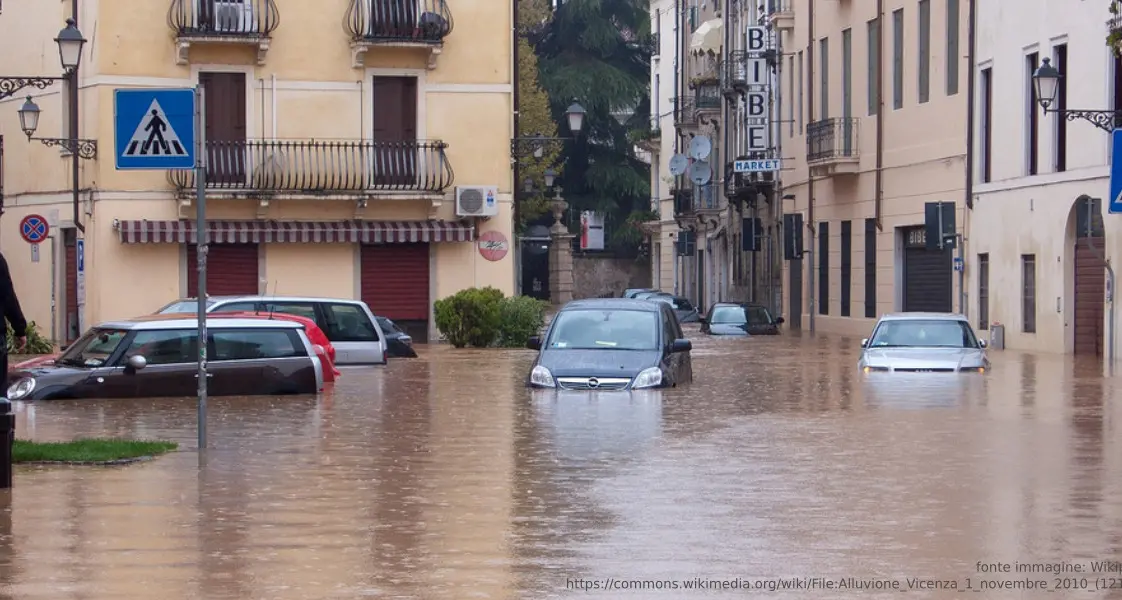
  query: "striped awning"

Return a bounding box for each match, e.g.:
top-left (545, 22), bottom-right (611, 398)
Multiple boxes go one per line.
top-left (115, 219), bottom-right (476, 244)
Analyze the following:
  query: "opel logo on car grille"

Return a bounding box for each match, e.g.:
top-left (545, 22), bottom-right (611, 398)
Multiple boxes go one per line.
top-left (587, 378), bottom-right (600, 388)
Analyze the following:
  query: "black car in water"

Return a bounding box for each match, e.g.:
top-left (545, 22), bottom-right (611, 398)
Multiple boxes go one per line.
top-left (648, 293), bottom-right (701, 323)
top-left (700, 303), bottom-right (785, 336)
top-left (376, 316), bottom-right (418, 358)
top-left (525, 299), bottom-right (693, 390)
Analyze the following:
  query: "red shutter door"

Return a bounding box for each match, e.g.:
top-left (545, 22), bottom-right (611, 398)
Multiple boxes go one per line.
top-left (361, 243), bottom-right (429, 320)
top-left (186, 243), bottom-right (259, 297)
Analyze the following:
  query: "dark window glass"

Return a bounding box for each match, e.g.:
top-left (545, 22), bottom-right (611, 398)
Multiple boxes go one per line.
top-left (212, 329), bottom-right (304, 361)
top-left (978, 253), bottom-right (989, 330)
top-left (213, 301), bottom-right (259, 313)
top-left (124, 330), bottom-right (197, 365)
top-left (865, 218), bottom-right (877, 318)
top-left (260, 302), bottom-right (317, 320)
top-left (324, 303), bottom-right (380, 342)
top-left (840, 220), bottom-right (852, 317)
top-left (818, 222), bottom-right (829, 315)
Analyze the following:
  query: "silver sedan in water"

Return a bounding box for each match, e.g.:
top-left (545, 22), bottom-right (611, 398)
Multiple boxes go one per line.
top-left (858, 312), bottom-right (989, 373)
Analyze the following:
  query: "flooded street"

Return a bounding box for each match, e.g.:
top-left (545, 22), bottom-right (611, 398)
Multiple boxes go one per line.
top-left (3, 330), bottom-right (1122, 599)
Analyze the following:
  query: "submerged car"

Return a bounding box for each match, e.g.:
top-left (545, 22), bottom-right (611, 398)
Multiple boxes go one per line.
top-left (209, 311), bottom-right (340, 381)
top-left (622, 288), bottom-right (656, 299)
top-left (376, 316), bottom-right (418, 358)
top-left (525, 298), bottom-right (693, 390)
top-left (649, 293), bottom-right (701, 323)
top-left (858, 312), bottom-right (989, 373)
top-left (6, 316), bottom-right (324, 401)
top-left (700, 303), bottom-right (784, 336)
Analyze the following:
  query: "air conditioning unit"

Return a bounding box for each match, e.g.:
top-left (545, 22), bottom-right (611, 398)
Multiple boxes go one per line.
top-left (455, 186), bottom-right (499, 217)
top-left (214, 0), bottom-right (253, 33)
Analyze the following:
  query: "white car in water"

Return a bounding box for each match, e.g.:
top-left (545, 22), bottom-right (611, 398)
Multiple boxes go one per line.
top-left (858, 312), bottom-right (989, 374)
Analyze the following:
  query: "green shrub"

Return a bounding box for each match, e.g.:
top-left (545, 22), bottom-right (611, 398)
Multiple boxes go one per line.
top-left (6, 321), bottom-right (54, 354)
top-left (433, 286), bottom-right (504, 348)
top-left (496, 296), bottom-right (548, 348)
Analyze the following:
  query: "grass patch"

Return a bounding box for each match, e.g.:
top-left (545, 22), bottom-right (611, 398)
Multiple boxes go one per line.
top-left (13, 438), bottom-right (178, 464)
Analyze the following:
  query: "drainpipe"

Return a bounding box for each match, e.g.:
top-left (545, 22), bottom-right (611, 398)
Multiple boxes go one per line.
top-left (960, 0), bottom-right (977, 316)
top-left (71, 0), bottom-right (83, 233)
top-left (806, 0), bottom-right (815, 332)
top-left (512, 0), bottom-right (521, 293)
top-left (773, 28), bottom-right (784, 316)
top-left (675, 0), bottom-right (684, 297)
top-left (874, 0), bottom-right (884, 230)
top-left (721, 0), bottom-right (731, 303)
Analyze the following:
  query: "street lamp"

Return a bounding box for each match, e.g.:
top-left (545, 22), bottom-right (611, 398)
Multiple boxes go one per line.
top-left (0, 18), bottom-right (85, 100)
top-left (1033, 57), bottom-right (1119, 132)
top-left (543, 168), bottom-right (557, 188)
top-left (17, 97), bottom-right (40, 137)
top-left (16, 95), bottom-right (97, 159)
top-left (565, 101), bottom-right (587, 134)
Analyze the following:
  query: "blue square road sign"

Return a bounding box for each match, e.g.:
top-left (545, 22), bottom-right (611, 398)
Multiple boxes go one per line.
top-left (114, 88), bottom-right (196, 170)
top-left (1110, 129), bottom-right (1122, 214)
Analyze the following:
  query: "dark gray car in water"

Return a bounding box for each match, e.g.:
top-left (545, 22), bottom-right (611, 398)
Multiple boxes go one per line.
top-left (525, 299), bottom-right (693, 391)
top-left (700, 303), bottom-right (785, 336)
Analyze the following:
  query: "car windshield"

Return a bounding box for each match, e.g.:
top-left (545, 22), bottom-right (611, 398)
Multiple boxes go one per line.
top-left (710, 305), bottom-right (771, 324)
top-left (868, 319), bottom-right (980, 348)
top-left (653, 295), bottom-right (694, 311)
top-left (56, 328), bottom-right (129, 368)
top-left (546, 309), bottom-right (659, 351)
top-left (158, 299), bottom-right (215, 314)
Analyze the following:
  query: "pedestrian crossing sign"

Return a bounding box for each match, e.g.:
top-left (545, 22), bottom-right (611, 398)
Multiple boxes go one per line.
top-left (114, 88), bottom-right (196, 170)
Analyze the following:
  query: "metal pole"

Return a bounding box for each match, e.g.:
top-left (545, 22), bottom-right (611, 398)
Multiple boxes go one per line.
top-left (957, 233), bottom-right (966, 314)
top-left (50, 235), bottom-right (56, 343)
top-left (195, 85), bottom-right (208, 450)
top-left (808, 246), bottom-right (815, 332)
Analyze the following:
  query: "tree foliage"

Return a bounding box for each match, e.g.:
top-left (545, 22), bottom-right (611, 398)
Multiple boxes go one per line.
top-left (530, 0), bottom-right (653, 248)
top-left (515, 0), bottom-right (561, 229)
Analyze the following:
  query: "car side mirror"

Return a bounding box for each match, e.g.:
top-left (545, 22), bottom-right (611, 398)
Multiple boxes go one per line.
top-left (979, 339), bottom-right (988, 349)
top-left (126, 355), bottom-right (147, 372)
top-left (775, 316), bottom-right (785, 324)
top-left (670, 339), bottom-right (692, 353)
top-left (860, 338), bottom-right (868, 348)
top-left (526, 335), bottom-right (542, 351)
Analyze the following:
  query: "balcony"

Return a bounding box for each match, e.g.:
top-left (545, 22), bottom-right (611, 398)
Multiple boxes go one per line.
top-left (168, 0), bottom-right (279, 65)
top-left (767, 0), bottom-right (793, 31)
top-left (691, 77), bottom-right (722, 118)
top-left (725, 157), bottom-right (775, 202)
top-left (673, 96), bottom-right (695, 129)
top-left (168, 139), bottom-right (454, 218)
top-left (722, 51), bottom-right (750, 97)
top-left (807, 117), bottom-right (859, 177)
top-left (345, 0), bottom-right (453, 69)
top-left (672, 188), bottom-right (694, 216)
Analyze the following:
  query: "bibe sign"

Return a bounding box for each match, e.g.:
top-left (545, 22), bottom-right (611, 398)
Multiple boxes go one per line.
top-left (734, 159), bottom-right (781, 173)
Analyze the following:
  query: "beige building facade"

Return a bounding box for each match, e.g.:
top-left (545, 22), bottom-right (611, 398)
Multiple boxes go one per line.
top-left (969, 0), bottom-right (1119, 361)
top-left (778, 0), bottom-right (969, 335)
top-left (0, 0), bottom-right (514, 343)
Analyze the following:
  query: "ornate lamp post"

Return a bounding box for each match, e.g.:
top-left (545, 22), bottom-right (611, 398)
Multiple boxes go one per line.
top-left (1033, 57), bottom-right (1120, 131)
top-left (8, 18), bottom-right (96, 238)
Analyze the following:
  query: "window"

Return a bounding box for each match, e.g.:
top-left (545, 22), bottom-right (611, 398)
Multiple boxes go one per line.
top-left (260, 302), bottom-right (318, 321)
top-left (980, 67), bottom-right (992, 183)
top-left (159, 299), bottom-right (217, 314)
top-left (797, 51), bottom-right (804, 132)
top-left (788, 55), bottom-right (795, 136)
top-left (124, 330), bottom-right (197, 365)
top-left (213, 301), bottom-right (259, 313)
top-left (212, 329), bottom-right (304, 361)
top-left (1054, 44), bottom-right (1067, 172)
top-left (842, 29), bottom-right (852, 119)
top-left (840, 220), bottom-right (852, 317)
top-left (1025, 51), bottom-right (1039, 175)
top-left (56, 328), bottom-right (129, 368)
top-left (546, 309), bottom-right (659, 351)
top-left (324, 303), bottom-right (380, 342)
top-left (946, 0), bottom-right (960, 95)
top-left (818, 221), bottom-right (829, 315)
top-left (892, 8), bottom-right (904, 109)
top-left (918, 0), bottom-right (930, 103)
top-left (978, 253), bottom-right (989, 330)
top-left (864, 218), bottom-right (877, 318)
top-left (868, 18), bottom-right (880, 116)
top-left (869, 319), bottom-right (980, 348)
top-left (820, 37), bottom-right (829, 119)
top-left (1022, 254), bottom-right (1036, 333)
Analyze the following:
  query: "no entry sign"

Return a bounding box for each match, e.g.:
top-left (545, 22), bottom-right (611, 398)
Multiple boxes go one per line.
top-left (19, 214), bottom-right (49, 244)
top-left (477, 231), bottom-right (509, 261)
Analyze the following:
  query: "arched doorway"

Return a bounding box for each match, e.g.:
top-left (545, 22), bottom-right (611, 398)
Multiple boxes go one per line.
top-left (1071, 196), bottom-right (1105, 357)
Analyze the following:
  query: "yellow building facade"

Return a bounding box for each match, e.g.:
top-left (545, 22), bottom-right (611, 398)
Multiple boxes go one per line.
top-left (0, 0), bottom-right (514, 342)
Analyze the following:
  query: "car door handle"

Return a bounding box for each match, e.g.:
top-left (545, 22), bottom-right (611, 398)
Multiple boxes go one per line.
top-left (193, 373), bottom-right (214, 378)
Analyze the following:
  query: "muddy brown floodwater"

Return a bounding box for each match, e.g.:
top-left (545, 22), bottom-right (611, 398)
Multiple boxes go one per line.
top-left (1, 329), bottom-right (1121, 599)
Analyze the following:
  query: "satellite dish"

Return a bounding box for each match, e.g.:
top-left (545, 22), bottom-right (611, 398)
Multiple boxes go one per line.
top-left (688, 160), bottom-right (712, 185)
top-left (688, 136), bottom-right (712, 160)
top-left (668, 154), bottom-right (689, 176)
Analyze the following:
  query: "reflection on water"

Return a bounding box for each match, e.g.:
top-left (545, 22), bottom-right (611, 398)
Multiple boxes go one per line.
top-left (2, 333), bottom-right (1122, 599)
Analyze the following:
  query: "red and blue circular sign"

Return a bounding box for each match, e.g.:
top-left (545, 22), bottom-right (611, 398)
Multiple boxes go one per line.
top-left (19, 214), bottom-right (49, 244)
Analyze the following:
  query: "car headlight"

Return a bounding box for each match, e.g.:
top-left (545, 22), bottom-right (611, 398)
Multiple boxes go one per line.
top-left (529, 365), bottom-right (555, 388)
top-left (959, 366), bottom-right (986, 373)
top-left (6, 377), bottom-right (35, 401)
top-left (862, 366), bottom-right (890, 373)
top-left (632, 367), bottom-right (663, 389)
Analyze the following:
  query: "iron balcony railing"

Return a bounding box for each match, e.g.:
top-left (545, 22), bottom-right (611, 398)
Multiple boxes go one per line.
top-left (168, 139), bottom-right (454, 193)
top-left (766, 0), bottom-right (791, 14)
top-left (695, 81), bottom-right (721, 110)
top-left (807, 117), bottom-right (859, 163)
top-left (673, 96), bottom-right (696, 126)
top-left (168, 0), bottom-right (279, 37)
top-left (694, 183), bottom-right (720, 210)
top-left (673, 188), bottom-right (694, 215)
top-left (723, 51), bottom-right (749, 90)
top-left (344, 0), bottom-right (453, 43)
